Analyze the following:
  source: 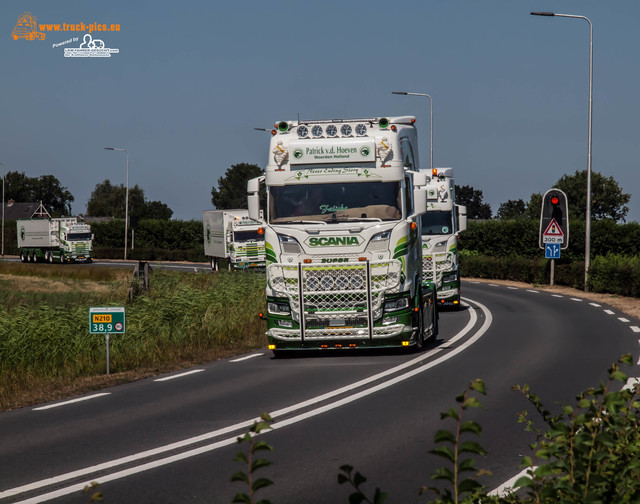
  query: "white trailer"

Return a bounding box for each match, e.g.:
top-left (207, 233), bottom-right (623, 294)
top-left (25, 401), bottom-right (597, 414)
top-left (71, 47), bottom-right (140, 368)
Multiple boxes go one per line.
top-left (247, 116), bottom-right (438, 354)
top-left (202, 209), bottom-right (266, 271)
top-left (17, 217), bottom-right (93, 263)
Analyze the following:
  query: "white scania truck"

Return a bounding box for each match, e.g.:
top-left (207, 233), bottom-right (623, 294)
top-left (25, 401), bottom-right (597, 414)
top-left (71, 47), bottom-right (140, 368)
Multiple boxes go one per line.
top-left (419, 167), bottom-right (466, 307)
top-left (17, 217), bottom-right (93, 263)
top-left (202, 209), bottom-right (266, 270)
top-left (247, 116), bottom-right (438, 354)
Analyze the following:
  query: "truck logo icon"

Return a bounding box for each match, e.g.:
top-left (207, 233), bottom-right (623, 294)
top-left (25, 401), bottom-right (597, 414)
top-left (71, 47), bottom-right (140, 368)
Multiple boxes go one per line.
top-left (12, 12), bottom-right (45, 41)
top-left (293, 148), bottom-right (303, 159)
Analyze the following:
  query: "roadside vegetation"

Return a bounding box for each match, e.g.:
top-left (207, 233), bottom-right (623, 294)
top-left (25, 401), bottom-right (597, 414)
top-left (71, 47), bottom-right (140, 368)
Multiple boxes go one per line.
top-left (0, 263), bottom-right (266, 411)
top-left (228, 356), bottom-right (640, 504)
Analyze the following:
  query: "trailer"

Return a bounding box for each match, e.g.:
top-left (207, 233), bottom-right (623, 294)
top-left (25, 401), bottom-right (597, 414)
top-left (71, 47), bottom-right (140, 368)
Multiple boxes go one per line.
top-left (203, 209), bottom-right (266, 271)
top-left (17, 217), bottom-right (93, 263)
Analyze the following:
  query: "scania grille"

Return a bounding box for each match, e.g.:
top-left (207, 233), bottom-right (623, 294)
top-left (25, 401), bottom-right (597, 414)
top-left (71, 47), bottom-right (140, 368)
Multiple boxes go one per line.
top-left (266, 259), bottom-right (402, 341)
top-left (422, 252), bottom-right (454, 287)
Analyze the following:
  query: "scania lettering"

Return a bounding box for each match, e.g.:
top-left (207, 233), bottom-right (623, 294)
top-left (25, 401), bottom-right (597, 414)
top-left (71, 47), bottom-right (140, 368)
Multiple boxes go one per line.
top-left (417, 167), bottom-right (467, 307)
top-left (248, 116), bottom-right (438, 354)
top-left (203, 209), bottom-right (266, 271)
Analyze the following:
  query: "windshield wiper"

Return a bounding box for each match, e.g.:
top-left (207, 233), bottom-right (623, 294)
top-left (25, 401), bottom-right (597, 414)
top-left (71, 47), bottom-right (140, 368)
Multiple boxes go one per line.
top-left (272, 220), bottom-right (328, 225)
top-left (345, 217), bottom-right (383, 222)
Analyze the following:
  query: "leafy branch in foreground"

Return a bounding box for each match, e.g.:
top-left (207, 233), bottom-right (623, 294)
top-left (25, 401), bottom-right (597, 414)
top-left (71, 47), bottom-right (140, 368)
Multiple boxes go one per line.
top-left (511, 354), bottom-right (640, 503)
top-left (231, 413), bottom-right (274, 504)
top-left (338, 464), bottom-right (388, 504)
top-left (422, 378), bottom-right (491, 503)
top-left (82, 482), bottom-right (103, 503)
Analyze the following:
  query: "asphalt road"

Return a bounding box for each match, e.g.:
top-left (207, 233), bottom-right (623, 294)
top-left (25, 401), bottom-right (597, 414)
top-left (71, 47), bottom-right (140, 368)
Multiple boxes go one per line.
top-left (1, 281), bottom-right (639, 503)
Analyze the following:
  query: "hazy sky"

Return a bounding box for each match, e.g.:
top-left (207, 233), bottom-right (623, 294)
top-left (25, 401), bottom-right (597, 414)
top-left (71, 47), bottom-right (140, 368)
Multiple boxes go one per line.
top-left (2, 1), bottom-right (638, 222)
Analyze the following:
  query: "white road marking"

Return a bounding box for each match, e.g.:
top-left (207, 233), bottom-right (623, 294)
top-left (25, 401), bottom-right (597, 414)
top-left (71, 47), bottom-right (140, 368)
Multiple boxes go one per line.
top-left (489, 467), bottom-right (536, 497)
top-left (551, 294), bottom-right (563, 298)
top-left (3, 299), bottom-right (492, 503)
top-left (589, 302), bottom-right (601, 307)
top-left (604, 310), bottom-right (615, 315)
top-left (631, 326), bottom-right (640, 333)
top-left (570, 298), bottom-right (583, 302)
top-left (619, 318), bottom-right (630, 323)
top-left (526, 290), bottom-right (539, 294)
top-left (229, 353), bottom-right (264, 363)
top-left (32, 393), bottom-right (111, 411)
top-left (154, 370), bottom-right (204, 382)
top-left (507, 287), bottom-right (518, 290)
top-left (623, 378), bottom-right (640, 391)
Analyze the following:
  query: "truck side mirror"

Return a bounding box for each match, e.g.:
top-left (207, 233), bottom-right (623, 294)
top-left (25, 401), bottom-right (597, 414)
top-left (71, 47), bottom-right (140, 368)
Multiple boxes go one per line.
top-left (247, 176), bottom-right (263, 194)
top-left (456, 204), bottom-right (467, 232)
top-left (413, 187), bottom-right (428, 215)
top-left (412, 171), bottom-right (428, 187)
top-left (248, 194), bottom-right (260, 221)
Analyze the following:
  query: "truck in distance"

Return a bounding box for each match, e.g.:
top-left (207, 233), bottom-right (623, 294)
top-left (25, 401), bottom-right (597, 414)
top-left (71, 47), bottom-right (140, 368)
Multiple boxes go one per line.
top-left (419, 167), bottom-right (467, 308)
top-left (247, 116), bottom-right (438, 354)
top-left (17, 217), bottom-right (93, 263)
top-left (202, 209), bottom-right (266, 271)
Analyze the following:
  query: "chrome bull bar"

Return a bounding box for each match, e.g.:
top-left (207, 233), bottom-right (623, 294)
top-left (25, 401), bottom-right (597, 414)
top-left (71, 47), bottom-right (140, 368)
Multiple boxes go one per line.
top-left (266, 259), bottom-right (402, 342)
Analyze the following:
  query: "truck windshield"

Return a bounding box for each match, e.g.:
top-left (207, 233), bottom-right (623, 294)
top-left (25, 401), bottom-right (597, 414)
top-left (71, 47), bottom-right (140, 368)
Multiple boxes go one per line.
top-left (234, 230), bottom-right (263, 243)
top-left (269, 181), bottom-right (401, 223)
top-left (67, 233), bottom-right (92, 241)
top-left (421, 210), bottom-right (453, 235)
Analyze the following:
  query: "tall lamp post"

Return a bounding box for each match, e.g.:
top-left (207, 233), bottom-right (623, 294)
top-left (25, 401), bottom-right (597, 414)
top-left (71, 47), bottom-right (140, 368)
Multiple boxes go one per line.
top-left (104, 147), bottom-right (129, 260)
top-left (392, 91), bottom-right (433, 171)
top-left (531, 11), bottom-right (593, 291)
top-left (1, 161), bottom-right (5, 258)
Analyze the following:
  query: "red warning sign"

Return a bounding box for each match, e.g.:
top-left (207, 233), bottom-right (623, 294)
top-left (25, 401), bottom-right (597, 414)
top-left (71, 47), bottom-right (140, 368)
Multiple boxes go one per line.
top-left (542, 218), bottom-right (564, 243)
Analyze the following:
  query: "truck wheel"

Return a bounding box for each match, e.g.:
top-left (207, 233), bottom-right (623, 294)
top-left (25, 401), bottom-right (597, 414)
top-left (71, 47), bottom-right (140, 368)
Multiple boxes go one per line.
top-left (227, 260), bottom-right (232, 271)
top-left (20, 250), bottom-right (27, 262)
top-left (48, 252), bottom-right (54, 263)
top-left (210, 257), bottom-right (218, 272)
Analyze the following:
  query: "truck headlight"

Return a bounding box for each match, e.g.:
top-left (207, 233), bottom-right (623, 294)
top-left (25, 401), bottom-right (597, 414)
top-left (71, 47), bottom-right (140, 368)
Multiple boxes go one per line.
top-left (442, 272), bottom-right (458, 284)
top-left (268, 302), bottom-right (291, 315)
top-left (383, 297), bottom-right (410, 312)
top-left (370, 230), bottom-right (391, 242)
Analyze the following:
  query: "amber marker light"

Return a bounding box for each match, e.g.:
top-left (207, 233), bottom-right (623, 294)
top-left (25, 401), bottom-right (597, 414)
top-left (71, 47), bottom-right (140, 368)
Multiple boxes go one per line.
top-left (257, 227), bottom-right (264, 235)
top-left (402, 341), bottom-right (410, 347)
top-left (410, 222), bottom-right (417, 230)
top-left (268, 344), bottom-right (276, 350)
top-left (303, 258), bottom-right (312, 264)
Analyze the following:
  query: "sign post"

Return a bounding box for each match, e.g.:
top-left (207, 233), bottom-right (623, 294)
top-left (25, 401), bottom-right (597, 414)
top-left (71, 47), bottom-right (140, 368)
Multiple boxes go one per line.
top-left (540, 189), bottom-right (569, 286)
top-left (89, 307), bottom-right (125, 375)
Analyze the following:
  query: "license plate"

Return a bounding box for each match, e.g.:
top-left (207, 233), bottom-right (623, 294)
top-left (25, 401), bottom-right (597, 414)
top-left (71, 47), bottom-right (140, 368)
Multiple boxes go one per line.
top-left (329, 319), bottom-right (346, 327)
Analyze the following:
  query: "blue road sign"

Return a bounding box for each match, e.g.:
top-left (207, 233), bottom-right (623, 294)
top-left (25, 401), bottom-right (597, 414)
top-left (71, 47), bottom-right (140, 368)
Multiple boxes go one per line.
top-left (545, 243), bottom-right (561, 259)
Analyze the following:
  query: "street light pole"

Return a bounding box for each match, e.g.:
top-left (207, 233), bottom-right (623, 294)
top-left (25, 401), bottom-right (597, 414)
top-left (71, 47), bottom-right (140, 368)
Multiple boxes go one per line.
top-left (392, 91), bottom-right (433, 170)
top-left (104, 147), bottom-right (129, 260)
top-left (1, 162), bottom-right (5, 258)
top-left (531, 11), bottom-right (593, 291)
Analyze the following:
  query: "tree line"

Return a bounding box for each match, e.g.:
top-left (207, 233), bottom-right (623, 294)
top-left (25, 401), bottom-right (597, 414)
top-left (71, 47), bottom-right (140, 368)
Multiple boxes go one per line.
top-left (2, 172), bottom-right (173, 220)
top-left (2, 164), bottom-right (631, 225)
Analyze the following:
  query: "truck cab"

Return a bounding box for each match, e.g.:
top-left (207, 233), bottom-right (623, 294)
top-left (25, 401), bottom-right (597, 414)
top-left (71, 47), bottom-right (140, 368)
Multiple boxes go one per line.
top-left (248, 117), bottom-right (437, 353)
top-left (418, 168), bottom-right (467, 307)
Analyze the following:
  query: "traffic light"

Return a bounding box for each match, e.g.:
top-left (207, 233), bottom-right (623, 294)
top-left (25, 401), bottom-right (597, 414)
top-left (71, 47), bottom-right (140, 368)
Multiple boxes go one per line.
top-left (539, 188), bottom-right (569, 249)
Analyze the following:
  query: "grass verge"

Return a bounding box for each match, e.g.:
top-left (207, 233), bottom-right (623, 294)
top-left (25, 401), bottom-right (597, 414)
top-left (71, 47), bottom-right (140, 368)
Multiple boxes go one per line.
top-left (0, 264), bottom-right (266, 411)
